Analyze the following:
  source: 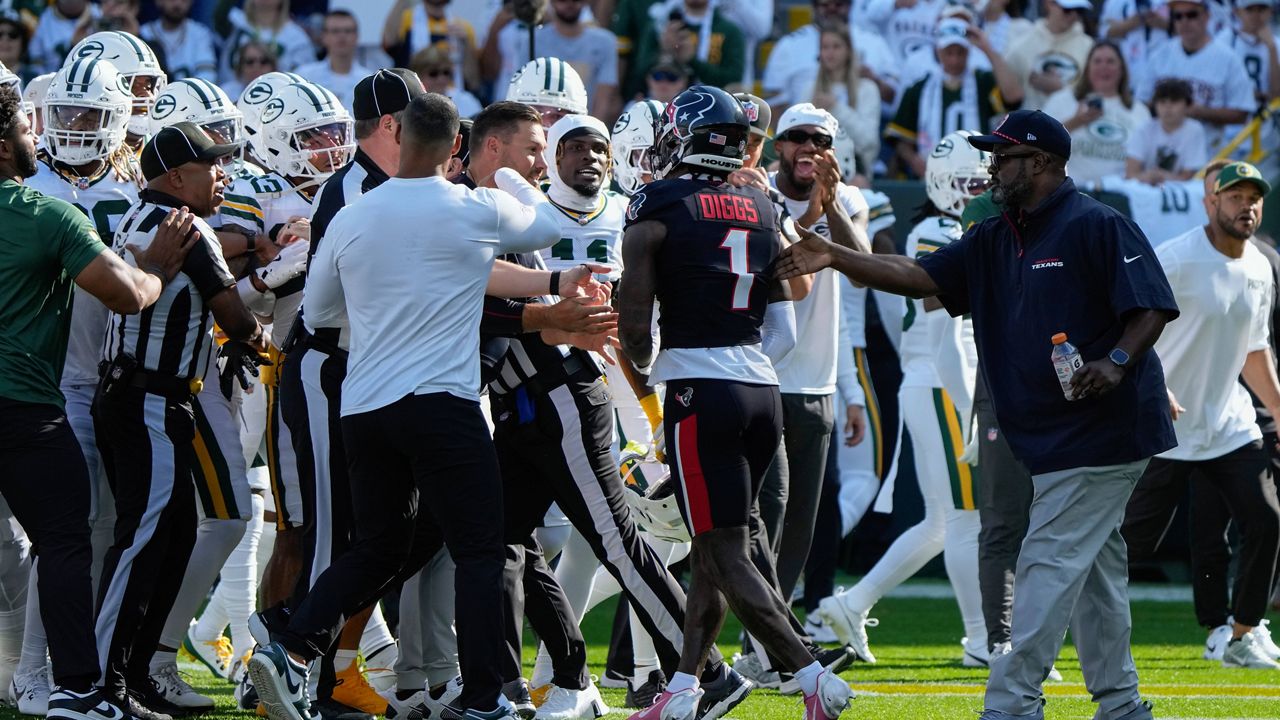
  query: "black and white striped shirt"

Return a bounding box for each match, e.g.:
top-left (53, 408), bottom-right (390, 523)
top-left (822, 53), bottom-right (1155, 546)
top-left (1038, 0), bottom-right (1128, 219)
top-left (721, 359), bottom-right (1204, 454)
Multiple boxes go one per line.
top-left (103, 191), bottom-right (236, 380)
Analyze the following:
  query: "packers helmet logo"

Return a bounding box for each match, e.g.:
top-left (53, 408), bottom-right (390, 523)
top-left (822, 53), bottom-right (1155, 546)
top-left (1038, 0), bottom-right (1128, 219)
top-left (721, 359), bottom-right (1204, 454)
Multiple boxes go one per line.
top-left (152, 93), bottom-right (176, 119)
top-left (245, 81), bottom-right (274, 105)
top-left (1088, 119), bottom-right (1127, 144)
top-left (931, 137), bottom-right (955, 158)
top-left (1237, 163), bottom-right (1260, 178)
top-left (73, 40), bottom-right (106, 60)
top-left (612, 111), bottom-right (631, 134)
top-left (1038, 53), bottom-right (1080, 82)
top-left (261, 97), bottom-right (285, 124)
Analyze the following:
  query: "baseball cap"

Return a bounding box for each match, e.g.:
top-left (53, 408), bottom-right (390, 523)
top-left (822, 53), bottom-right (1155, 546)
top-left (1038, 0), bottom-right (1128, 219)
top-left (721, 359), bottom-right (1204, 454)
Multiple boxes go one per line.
top-left (776, 103), bottom-right (838, 137)
top-left (1214, 161), bottom-right (1272, 195)
top-left (1053, 0), bottom-right (1094, 10)
top-left (352, 68), bottom-right (427, 121)
top-left (936, 18), bottom-right (971, 50)
top-left (733, 92), bottom-right (772, 137)
top-left (967, 109), bottom-right (1073, 160)
top-left (140, 122), bottom-right (239, 182)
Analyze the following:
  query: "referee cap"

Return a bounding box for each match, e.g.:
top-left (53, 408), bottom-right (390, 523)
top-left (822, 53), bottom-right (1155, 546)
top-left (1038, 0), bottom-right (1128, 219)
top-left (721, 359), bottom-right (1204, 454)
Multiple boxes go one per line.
top-left (968, 109), bottom-right (1072, 160)
top-left (352, 68), bottom-right (426, 121)
top-left (1214, 161), bottom-right (1271, 195)
top-left (140, 122), bottom-right (238, 181)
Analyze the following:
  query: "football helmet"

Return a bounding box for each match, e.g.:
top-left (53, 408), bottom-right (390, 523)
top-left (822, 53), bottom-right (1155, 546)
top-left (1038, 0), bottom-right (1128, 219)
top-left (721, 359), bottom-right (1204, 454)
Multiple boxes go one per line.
top-left (258, 82), bottom-right (355, 181)
top-left (649, 85), bottom-right (749, 180)
top-left (611, 99), bottom-right (664, 196)
top-left (151, 78), bottom-right (244, 147)
top-left (832, 124), bottom-right (858, 184)
top-left (619, 449), bottom-right (691, 544)
top-left (506, 57), bottom-right (588, 123)
top-left (42, 58), bottom-right (131, 165)
top-left (65, 31), bottom-right (166, 137)
top-left (236, 71), bottom-right (305, 162)
top-left (926, 130), bottom-right (991, 217)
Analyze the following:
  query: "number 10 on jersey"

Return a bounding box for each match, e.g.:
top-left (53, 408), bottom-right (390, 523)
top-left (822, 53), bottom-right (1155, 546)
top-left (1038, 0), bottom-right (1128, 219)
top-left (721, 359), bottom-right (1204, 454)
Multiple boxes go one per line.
top-left (720, 228), bottom-right (754, 310)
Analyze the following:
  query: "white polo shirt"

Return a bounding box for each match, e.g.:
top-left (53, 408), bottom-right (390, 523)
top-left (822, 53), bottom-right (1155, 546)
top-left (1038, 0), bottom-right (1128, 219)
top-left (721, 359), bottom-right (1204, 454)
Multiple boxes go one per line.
top-left (305, 174), bottom-right (560, 415)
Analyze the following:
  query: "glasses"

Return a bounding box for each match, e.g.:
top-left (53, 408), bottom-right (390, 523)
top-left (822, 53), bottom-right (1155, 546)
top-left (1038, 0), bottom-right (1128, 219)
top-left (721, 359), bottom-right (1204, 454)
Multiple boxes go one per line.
top-left (649, 70), bottom-right (683, 82)
top-left (242, 56), bottom-right (273, 67)
top-left (989, 150), bottom-right (1040, 169)
top-left (0, 30), bottom-right (20, 40)
top-left (778, 129), bottom-right (833, 148)
top-left (423, 67), bottom-right (452, 78)
top-left (1171, 10), bottom-right (1202, 21)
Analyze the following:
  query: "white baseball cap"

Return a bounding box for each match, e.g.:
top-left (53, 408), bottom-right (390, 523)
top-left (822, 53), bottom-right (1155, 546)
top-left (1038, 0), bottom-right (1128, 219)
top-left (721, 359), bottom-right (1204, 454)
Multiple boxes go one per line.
top-left (1053, 0), bottom-right (1094, 9)
top-left (775, 103), bottom-right (839, 137)
top-left (935, 18), bottom-right (971, 50)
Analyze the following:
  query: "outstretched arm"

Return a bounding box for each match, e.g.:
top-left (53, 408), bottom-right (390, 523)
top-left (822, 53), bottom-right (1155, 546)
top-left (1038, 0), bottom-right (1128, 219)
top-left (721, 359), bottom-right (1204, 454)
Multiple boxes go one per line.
top-left (776, 227), bottom-right (940, 298)
top-left (618, 220), bottom-right (666, 370)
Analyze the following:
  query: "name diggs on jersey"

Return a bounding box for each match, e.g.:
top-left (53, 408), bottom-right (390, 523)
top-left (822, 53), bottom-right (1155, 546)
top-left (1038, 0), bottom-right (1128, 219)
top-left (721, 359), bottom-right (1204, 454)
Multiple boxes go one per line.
top-left (695, 192), bottom-right (760, 225)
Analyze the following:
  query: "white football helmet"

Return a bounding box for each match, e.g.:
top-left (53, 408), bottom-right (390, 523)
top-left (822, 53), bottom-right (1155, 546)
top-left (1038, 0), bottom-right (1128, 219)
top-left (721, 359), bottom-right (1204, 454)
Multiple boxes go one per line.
top-left (506, 57), bottom-right (588, 123)
top-left (23, 72), bottom-right (53, 133)
top-left (42, 58), bottom-right (131, 165)
top-left (236, 71), bottom-right (305, 161)
top-left (619, 449), bottom-right (691, 544)
top-left (611, 99), bottom-right (664, 196)
top-left (926, 130), bottom-right (991, 217)
top-left (65, 31), bottom-right (167, 137)
top-left (258, 82), bottom-right (355, 182)
top-left (151, 78), bottom-right (244, 147)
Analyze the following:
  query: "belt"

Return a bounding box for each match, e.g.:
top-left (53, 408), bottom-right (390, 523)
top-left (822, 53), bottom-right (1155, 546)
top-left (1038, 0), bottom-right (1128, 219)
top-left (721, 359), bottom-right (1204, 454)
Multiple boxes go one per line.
top-left (297, 327), bottom-right (349, 360)
top-left (497, 354), bottom-right (593, 400)
top-left (129, 368), bottom-right (201, 402)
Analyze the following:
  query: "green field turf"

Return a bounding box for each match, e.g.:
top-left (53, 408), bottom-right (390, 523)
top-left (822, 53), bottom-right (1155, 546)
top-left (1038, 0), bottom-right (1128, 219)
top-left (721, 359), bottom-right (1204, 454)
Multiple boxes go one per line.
top-left (3, 588), bottom-right (1277, 720)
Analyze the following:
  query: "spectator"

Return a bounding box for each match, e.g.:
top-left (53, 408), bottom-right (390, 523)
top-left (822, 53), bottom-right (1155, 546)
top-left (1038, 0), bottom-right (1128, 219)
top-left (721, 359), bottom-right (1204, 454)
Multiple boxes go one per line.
top-left (802, 23), bottom-right (882, 176)
top-left (900, 6), bottom-right (992, 89)
top-left (632, 0), bottom-right (744, 99)
top-left (1043, 40), bottom-right (1151, 184)
top-left (482, 0), bottom-right (621, 123)
top-left (0, 9), bottom-right (32, 83)
top-left (221, 39), bottom-right (278, 104)
top-left (1100, 0), bottom-right (1170, 86)
top-left (1126, 77), bottom-right (1207, 184)
top-left (642, 56), bottom-right (690, 104)
top-left (215, 0), bottom-right (317, 82)
top-left (1216, 0), bottom-right (1279, 104)
top-left (1003, 0), bottom-right (1097, 110)
top-left (28, 0), bottom-right (90, 74)
top-left (1136, 0), bottom-right (1254, 155)
top-left (764, 0), bottom-right (898, 113)
top-left (381, 0), bottom-right (480, 93)
top-left (411, 44), bottom-right (482, 118)
top-left (877, 0), bottom-right (947, 68)
top-left (977, 0), bottom-right (1031, 57)
top-left (296, 10), bottom-right (373, 111)
top-left (141, 0), bottom-right (219, 82)
top-left (70, 0), bottom-right (140, 47)
top-left (886, 18), bottom-right (1023, 178)
top-left (715, 0), bottom-right (774, 85)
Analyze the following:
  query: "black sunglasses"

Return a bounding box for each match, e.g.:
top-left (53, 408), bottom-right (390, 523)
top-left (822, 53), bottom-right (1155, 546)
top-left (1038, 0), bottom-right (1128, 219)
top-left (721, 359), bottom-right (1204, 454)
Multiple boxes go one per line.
top-left (779, 129), bottom-right (833, 148)
top-left (1171, 9), bottom-right (1202, 20)
top-left (989, 150), bottom-right (1040, 168)
top-left (424, 68), bottom-right (452, 78)
top-left (0, 30), bottom-right (20, 40)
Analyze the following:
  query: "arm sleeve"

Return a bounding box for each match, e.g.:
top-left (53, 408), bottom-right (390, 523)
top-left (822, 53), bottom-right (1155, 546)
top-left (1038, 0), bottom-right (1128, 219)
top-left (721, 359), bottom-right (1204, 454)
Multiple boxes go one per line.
top-left (55, 202), bottom-right (109, 277)
top-left (835, 302), bottom-right (865, 407)
top-left (1100, 214), bottom-right (1180, 320)
top-left (916, 233), bottom-right (973, 316)
top-left (183, 233), bottom-right (237, 302)
top-left (761, 300), bottom-right (797, 365)
top-left (481, 295), bottom-right (529, 337)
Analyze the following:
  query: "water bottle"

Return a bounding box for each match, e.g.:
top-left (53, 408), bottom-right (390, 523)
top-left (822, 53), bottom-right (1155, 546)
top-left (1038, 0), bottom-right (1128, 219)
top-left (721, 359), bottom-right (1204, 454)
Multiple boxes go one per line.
top-left (1051, 333), bottom-right (1084, 400)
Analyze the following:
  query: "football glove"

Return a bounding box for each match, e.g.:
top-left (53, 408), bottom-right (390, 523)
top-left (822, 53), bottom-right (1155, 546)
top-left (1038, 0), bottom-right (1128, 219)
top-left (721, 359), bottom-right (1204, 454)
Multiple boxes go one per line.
top-left (219, 340), bottom-right (271, 398)
top-left (255, 240), bottom-right (310, 289)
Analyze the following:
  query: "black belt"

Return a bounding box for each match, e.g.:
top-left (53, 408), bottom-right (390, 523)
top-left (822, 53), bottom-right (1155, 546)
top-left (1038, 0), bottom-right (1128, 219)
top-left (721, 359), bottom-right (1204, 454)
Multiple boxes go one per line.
top-left (297, 327), bottom-right (349, 360)
top-left (129, 368), bottom-right (201, 402)
top-left (495, 353), bottom-right (593, 400)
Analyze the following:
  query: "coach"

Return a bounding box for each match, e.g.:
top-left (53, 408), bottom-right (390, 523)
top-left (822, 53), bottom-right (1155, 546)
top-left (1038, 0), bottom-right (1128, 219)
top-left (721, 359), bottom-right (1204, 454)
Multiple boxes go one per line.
top-left (777, 109), bottom-right (1179, 720)
top-left (0, 84), bottom-right (195, 719)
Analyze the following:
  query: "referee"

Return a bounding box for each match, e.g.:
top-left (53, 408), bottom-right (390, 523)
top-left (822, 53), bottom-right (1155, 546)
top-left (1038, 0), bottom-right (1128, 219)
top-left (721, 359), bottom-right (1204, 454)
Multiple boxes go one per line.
top-left (249, 93), bottom-right (563, 720)
top-left (0, 85), bottom-right (192, 720)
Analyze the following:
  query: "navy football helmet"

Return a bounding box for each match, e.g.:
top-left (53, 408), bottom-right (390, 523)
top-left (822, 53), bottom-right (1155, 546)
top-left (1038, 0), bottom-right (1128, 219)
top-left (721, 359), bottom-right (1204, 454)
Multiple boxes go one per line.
top-left (649, 84), bottom-right (749, 180)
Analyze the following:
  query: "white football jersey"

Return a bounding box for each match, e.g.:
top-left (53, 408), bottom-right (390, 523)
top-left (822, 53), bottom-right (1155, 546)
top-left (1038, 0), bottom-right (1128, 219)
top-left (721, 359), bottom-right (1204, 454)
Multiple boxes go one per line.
top-left (28, 158), bottom-right (141, 385)
top-left (886, 0), bottom-right (944, 65)
top-left (899, 216), bottom-right (975, 389)
top-left (539, 191), bottom-right (627, 282)
top-left (222, 171), bottom-right (315, 347)
top-left (1217, 29), bottom-right (1271, 100)
top-left (1137, 38), bottom-right (1256, 153)
top-left (843, 189), bottom-right (897, 349)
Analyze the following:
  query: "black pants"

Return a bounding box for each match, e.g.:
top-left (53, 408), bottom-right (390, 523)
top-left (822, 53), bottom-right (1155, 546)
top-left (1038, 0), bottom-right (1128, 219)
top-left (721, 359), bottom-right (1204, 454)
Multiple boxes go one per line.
top-left (93, 388), bottom-right (198, 698)
top-left (502, 538), bottom-right (587, 688)
top-left (493, 374), bottom-right (723, 681)
top-left (974, 399), bottom-right (1034, 652)
top-left (803, 429), bottom-right (843, 613)
top-left (278, 392), bottom-right (506, 712)
top-left (1122, 441), bottom-right (1280, 627)
top-left (0, 397), bottom-right (99, 690)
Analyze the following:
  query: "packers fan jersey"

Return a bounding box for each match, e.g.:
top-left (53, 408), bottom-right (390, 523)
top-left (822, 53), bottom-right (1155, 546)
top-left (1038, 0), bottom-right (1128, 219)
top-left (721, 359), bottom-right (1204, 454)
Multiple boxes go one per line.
top-left (899, 215), bottom-right (975, 388)
top-left (221, 171), bottom-right (314, 347)
top-left (540, 191), bottom-right (628, 281)
top-left (27, 158), bottom-right (141, 385)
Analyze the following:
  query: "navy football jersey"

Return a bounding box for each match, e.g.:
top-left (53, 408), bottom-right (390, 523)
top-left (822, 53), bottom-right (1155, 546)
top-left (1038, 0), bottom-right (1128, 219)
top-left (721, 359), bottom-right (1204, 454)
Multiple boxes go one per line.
top-left (626, 178), bottom-right (780, 349)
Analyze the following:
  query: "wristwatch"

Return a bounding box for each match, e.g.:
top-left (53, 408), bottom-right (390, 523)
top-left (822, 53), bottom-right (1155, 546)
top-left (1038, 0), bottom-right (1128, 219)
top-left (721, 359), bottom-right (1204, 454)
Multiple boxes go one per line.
top-left (1108, 347), bottom-right (1131, 369)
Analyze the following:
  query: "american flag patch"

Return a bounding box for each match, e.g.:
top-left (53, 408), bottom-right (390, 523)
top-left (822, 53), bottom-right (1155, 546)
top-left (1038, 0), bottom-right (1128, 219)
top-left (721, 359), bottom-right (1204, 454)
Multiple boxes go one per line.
top-left (709, 132), bottom-right (727, 145)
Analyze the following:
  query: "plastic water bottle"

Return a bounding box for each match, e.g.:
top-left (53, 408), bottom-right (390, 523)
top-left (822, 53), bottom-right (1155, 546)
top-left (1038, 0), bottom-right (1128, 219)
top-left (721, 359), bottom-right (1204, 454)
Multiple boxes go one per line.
top-left (1051, 333), bottom-right (1084, 400)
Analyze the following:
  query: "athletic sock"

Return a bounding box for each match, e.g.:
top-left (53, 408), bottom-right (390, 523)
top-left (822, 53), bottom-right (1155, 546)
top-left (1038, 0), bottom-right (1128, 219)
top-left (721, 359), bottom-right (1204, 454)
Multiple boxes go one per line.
top-left (149, 650), bottom-right (178, 674)
top-left (794, 661), bottom-right (823, 697)
top-left (334, 649), bottom-right (358, 672)
top-left (632, 664), bottom-right (661, 687)
top-left (666, 672), bottom-right (699, 694)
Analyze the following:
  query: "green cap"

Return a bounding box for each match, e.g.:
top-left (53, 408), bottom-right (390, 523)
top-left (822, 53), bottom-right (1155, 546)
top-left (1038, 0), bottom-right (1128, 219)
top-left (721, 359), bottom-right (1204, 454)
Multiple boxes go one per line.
top-left (1214, 161), bottom-right (1272, 196)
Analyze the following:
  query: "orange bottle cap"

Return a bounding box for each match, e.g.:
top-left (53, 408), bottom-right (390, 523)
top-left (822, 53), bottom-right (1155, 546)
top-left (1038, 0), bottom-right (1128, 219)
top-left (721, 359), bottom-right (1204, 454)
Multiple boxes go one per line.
top-left (1052, 333), bottom-right (1068, 344)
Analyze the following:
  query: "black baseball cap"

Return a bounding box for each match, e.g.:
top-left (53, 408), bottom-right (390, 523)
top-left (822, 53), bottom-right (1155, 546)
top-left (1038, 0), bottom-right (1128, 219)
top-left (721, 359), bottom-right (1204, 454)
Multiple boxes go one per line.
top-left (140, 122), bottom-right (239, 182)
top-left (352, 68), bottom-right (427, 121)
top-left (968, 109), bottom-right (1073, 160)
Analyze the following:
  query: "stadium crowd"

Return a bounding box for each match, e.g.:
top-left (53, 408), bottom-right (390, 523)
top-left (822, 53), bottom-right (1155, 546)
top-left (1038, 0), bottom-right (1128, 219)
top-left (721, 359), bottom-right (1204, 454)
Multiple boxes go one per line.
top-left (0, 2), bottom-right (1278, 720)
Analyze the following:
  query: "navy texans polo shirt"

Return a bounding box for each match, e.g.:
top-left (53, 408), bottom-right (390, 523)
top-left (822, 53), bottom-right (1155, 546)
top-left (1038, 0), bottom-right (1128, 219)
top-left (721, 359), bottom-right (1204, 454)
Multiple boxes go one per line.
top-left (917, 178), bottom-right (1180, 474)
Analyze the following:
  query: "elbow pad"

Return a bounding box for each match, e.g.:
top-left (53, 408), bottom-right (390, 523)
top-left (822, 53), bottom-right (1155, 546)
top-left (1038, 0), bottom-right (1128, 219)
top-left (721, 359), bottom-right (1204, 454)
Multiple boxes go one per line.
top-left (762, 301), bottom-right (797, 365)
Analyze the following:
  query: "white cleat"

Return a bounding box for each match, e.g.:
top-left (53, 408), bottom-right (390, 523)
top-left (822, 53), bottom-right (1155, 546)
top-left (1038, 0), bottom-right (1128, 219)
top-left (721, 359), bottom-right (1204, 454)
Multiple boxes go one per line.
top-left (814, 597), bottom-right (877, 664)
top-left (150, 661), bottom-right (216, 711)
top-left (182, 619), bottom-right (234, 680)
top-left (532, 683), bottom-right (607, 719)
top-left (803, 615), bottom-right (839, 645)
top-left (802, 670), bottom-right (853, 720)
top-left (47, 687), bottom-right (130, 720)
top-left (961, 637), bottom-right (990, 668)
top-left (1204, 623), bottom-right (1233, 662)
top-left (624, 688), bottom-right (701, 720)
top-left (1222, 632), bottom-right (1280, 669)
top-left (418, 676), bottom-right (464, 720)
top-left (383, 689), bottom-right (424, 720)
top-left (11, 666), bottom-right (50, 716)
top-left (729, 653), bottom-right (780, 690)
top-left (1250, 619), bottom-right (1280, 660)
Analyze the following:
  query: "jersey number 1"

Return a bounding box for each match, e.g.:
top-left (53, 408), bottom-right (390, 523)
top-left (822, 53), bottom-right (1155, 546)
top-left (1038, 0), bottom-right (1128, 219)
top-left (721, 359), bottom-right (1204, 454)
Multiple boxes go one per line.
top-left (720, 228), bottom-right (754, 311)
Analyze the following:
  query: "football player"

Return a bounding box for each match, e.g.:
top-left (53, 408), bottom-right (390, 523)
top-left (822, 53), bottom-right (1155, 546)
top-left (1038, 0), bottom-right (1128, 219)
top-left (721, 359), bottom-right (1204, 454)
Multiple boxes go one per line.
top-left (507, 56), bottom-right (589, 130)
top-left (63, 31), bottom-right (167, 153)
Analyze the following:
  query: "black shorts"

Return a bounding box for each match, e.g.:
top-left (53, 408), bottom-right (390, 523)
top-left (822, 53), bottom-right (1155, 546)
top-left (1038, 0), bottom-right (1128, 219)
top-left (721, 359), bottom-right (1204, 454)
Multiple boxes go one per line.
top-left (663, 379), bottom-right (782, 536)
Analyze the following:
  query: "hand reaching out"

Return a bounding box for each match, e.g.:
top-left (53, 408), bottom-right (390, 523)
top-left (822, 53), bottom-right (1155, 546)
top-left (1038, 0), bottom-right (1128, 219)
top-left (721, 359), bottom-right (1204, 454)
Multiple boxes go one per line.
top-left (775, 225), bottom-right (836, 280)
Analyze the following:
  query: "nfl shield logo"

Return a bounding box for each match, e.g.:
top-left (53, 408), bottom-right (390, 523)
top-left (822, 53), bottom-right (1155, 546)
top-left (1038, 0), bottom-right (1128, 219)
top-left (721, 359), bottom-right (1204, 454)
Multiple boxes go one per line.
top-left (987, 427), bottom-right (999, 442)
top-left (742, 101), bottom-right (759, 123)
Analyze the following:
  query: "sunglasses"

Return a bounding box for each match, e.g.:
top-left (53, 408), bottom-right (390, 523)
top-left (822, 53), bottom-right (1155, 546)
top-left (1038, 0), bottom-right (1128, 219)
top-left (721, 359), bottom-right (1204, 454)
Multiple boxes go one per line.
top-left (1171, 9), bottom-right (1202, 20)
top-left (423, 68), bottom-right (452, 78)
top-left (778, 129), bottom-right (833, 148)
top-left (989, 150), bottom-right (1040, 169)
top-left (0, 30), bottom-right (20, 40)
top-left (242, 56), bottom-right (273, 67)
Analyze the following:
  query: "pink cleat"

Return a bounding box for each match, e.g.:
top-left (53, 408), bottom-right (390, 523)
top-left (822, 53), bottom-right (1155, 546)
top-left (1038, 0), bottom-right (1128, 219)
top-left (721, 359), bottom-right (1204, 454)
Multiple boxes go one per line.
top-left (626, 688), bottom-right (703, 720)
top-left (802, 670), bottom-right (852, 720)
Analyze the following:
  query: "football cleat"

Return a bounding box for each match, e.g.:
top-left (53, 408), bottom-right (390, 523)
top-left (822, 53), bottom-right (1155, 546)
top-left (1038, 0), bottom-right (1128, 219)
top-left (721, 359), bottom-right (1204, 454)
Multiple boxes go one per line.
top-left (531, 682), bottom-right (606, 719)
top-left (961, 637), bottom-right (990, 668)
top-left (729, 653), bottom-right (779, 690)
top-left (779, 646), bottom-right (854, 696)
top-left (182, 620), bottom-right (233, 680)
top-left (413, 676), bottom-right (463, 720)
top-left (694, 667), bottom-right (751, 720)
top-left (1250, 619), bottom-right (1280, 660)
top-left (248, 642), bottom-right (312, 720)
top-left (814, 597), bottom-right (877, 664)
top-left (626, 688), bottom-right (701, 720)
top-left (1204, 623), bottom-right (1233, 661)
top-left (803, 615), bottom-right (838, 645)
top-left (47, 688), bottom-right (127, 720)
top-left (331, 665), bottom-right (388, 716)
top-left (625, 670), bottom-right (667, 710)
top-left (500, 679), bottom-right (534, 720)
top-left (149, 661), bottom-right (216, 713)
top-left (1222, 632), bottom-right (1280, 669)
top-left (802, 669), bottom-right (852, 720)
top-left (11, 667), bottom-right (50, 716)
